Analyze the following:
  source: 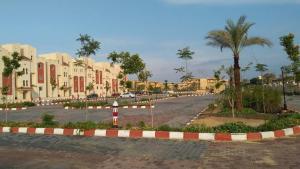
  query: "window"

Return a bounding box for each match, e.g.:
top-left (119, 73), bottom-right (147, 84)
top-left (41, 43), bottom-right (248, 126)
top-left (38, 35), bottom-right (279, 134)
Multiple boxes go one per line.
top-left (23, 80), bottom-right (25, 86)
top-left (26, 80), bottom-right (28, 86)
top-left (25, 68), bottom-right (28, 74)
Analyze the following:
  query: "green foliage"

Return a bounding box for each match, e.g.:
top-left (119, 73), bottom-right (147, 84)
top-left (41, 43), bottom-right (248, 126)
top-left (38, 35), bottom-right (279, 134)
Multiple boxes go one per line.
top-left (125, 123), bottom-right (132, 129)
top-left (125, 81), bottom-right (133, 89)
top-left (41, 113), bottom-right (58, 127)
top-left (213, 122), bottom-right (257, 133)
top-left (138, 69), bottom-right (152, 82)
top-left (257, 116), bottom-right (300, 131)
top-left (76, 34), bottom-right (101, 57)
top-left (64, 101), bottom-right (108, 108)
top-left (2, 52), bottom-right (23, 77)
top-left (137, 121), bottom-right (146, 129)
top-left (1, 86), bottom-right (9, 96)
top-left (107, 51), bottom-right (145, 75)
top-left (183, 124), bottom-right (214, 133)
top-left (63, 121), bottom-right (97, 130)
top-left (86, 82), bottom-right (94, 91)
top-left (0, 102), bottom-right (36, 108)
top-left (242, 85), bottom-right (282, 114)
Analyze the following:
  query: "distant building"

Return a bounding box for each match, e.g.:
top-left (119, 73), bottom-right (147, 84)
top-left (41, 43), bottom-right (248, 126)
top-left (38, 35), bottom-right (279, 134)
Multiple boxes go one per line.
top-left (0, 43), bottom-right (123, 102)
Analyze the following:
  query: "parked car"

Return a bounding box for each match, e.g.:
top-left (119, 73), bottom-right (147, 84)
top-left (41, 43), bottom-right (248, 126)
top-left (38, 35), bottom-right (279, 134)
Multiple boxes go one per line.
top-left (120, 92), bottom-right (135, 98)
top-left (87, 93), bottom-right (98, 100)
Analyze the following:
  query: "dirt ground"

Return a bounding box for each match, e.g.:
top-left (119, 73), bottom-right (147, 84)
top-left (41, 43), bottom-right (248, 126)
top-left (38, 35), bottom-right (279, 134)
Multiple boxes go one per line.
top-left (191, 116), bottom-right (266, 127)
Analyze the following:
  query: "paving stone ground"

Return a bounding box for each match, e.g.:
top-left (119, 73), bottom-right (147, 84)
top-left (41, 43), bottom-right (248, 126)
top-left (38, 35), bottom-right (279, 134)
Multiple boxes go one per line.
top-left (0, 133), bottom-right (299, 169)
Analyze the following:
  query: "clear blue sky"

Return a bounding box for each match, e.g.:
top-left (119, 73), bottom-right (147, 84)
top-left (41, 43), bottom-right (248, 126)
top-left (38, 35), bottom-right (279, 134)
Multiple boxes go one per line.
top-left (1, 0), bottom-right (299, 82)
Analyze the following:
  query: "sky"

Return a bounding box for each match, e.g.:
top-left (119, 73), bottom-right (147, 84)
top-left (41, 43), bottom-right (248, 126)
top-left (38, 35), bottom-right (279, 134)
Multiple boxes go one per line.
top-left (0, 0), bottom-right (299, 82)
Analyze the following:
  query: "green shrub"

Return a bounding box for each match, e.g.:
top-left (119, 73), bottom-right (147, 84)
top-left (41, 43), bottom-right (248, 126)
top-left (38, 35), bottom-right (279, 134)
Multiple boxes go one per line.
top-left (183, 124), bottom-right (214, 133)
top-left (213, 122), bottom-right (257, 133)
top-left (63, 121), bottom-right (97, 130)
top-left (0, 102), bottom-right (36, 108)
top-left (125, 123), bottom-right (132, 129)
top-left (242, 85), bottom-right (282, 114)
top-left (41, 113), bottom-right (58, 127)
top-left (64, 101), bottom-right (108, 108)
top-left (257, 117), bottom-right (299, 131)
top-left (157, 124), bottom-right (172, 131)
top-left (137, 121), bottom-right (146, 128)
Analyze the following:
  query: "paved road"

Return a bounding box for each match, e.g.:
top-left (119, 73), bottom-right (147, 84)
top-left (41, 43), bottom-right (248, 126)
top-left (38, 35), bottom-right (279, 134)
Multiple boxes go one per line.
top-left (287, 95), bottom-right (300, 112)
top-left (1, 95), bottom-right (215, 127)
top-left (0, 133), bottom-right (299, 169)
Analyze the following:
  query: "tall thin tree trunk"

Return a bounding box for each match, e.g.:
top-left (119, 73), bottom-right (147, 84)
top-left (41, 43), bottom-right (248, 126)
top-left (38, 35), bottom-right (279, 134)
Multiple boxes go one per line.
top-left (233, 55), bottom-right (243, 111)
top-left (185, 60), bottom-right (188, 76)
top-left (261, 73), bottom-right (266, 113)
top-left (85, 58), bottom-right (88, 121)
top-left (5, 96), bottom-right (8, 122)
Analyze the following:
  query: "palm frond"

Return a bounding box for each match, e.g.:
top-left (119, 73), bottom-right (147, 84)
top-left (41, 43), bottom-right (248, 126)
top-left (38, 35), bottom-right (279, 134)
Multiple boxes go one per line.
top-left (242, 37), bottom-right (273, 47)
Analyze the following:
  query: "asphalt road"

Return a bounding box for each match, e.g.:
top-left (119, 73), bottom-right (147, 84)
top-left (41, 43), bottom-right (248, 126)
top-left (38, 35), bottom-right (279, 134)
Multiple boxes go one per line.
top-left (0, 133), bottom-right (299, 169)
top-left (287, 95), bottom-right (300, 112)
top-left (1, 95), bottom-right (215, 127)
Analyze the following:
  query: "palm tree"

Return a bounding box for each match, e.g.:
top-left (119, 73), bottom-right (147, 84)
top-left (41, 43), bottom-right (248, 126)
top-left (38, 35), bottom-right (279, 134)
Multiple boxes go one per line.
top-left (206, 16), bottom-right (272, 111)
top-left (177, 47), bottom-right (194, 81)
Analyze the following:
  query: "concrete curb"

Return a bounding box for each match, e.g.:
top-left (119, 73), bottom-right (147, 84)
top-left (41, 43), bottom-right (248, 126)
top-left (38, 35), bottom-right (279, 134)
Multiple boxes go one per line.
top-left (1, 125), bottom-right (299, 142)
top-left (64, 105), bottom-right (155, 110)
top-left (0, 107), bottom-right (27, 111)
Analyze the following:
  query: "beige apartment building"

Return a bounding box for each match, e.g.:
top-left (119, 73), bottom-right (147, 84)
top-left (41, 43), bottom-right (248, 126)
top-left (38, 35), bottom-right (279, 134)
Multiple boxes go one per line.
top-left (0, 43), bottom-right (123, 102)
top-left (131, 78), bottom-right (227, 94)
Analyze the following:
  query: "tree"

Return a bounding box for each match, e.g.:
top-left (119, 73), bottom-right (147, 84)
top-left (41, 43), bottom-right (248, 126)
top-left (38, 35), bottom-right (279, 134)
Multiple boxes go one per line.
top-left (2, 52), bottom-right (24, 101)
top-left (175, 47), bottom-right (195, 82)
top-left (255, 63), bottom-right (268, 113)
top-left (138, 69), bottom-right (154, 127)
top-left (280, 33), bottom-right (300, 84)
top-left (214, 65), bottom-right (235, 117)
top-left (50, 78), bottom-right (57, 98)
top-left (104, 81), bottom-right (110, 103)
top-left (86, 82), bottom-right (94, 94)
top-left (1, 86), bottom-right (9, 122)
top-left (164, 80), bottom-right (169, 91)
top-left (206, 15), bottom-right (272, 111)
top-left (108, 51), bottom-right (145, 101)
top-left (76, 34), bottom-right (100, 121)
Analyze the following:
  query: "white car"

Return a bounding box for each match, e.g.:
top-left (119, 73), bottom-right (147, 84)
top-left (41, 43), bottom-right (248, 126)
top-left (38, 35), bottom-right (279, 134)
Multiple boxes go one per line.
top-left (120, 92), bottom-right (135, 98)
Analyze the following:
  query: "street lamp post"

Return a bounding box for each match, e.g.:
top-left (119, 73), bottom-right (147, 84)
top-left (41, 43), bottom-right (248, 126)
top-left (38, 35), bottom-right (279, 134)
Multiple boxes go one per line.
top-left (281, 67), bottom-right (287, 111)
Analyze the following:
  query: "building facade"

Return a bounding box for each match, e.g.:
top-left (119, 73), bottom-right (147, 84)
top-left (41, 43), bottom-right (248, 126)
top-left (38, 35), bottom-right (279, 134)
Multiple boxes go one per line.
top-left (0, 44), bottom-right (123, 102)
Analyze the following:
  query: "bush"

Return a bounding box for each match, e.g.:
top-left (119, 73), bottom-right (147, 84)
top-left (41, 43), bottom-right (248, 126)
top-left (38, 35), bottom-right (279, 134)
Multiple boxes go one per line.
top-left (63, 121), bottom-right (97, 130)
top-left (41, 113), bottom-right (58, 127)
top-left (0, 102), bottom-right (36, 108)
top-left (137, 121), bottom-right (146, 128)
top-left (125, 123), bottom-right (132, 129)
top-left (242, 85), bottom-right (282, 114)
top-left (213, 122), bottom-right (257, 133)
top-left (64, 101), bottom-right (108, 108)
top-left (257, 116), bottom-right (300, 131)
top-left (183, 124), bottom-right (214, 133)
top-left (157, 124), bottom-right (172, 131)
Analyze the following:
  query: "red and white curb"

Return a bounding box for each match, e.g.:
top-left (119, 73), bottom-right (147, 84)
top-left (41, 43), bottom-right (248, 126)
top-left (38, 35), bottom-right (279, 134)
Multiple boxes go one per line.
top-left (0, 107), bottom-right (27, 111)
top-left (1, 126), bottom-right (299, 141)
top-left (64, 105), bottom-right (155, 110)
